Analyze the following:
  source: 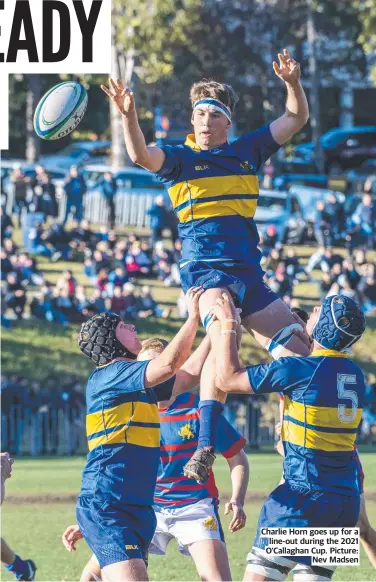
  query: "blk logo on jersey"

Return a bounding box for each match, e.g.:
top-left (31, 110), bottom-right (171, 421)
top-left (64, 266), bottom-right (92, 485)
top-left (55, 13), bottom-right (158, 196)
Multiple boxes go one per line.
top-left (195, 165), bottom-right (209, 171)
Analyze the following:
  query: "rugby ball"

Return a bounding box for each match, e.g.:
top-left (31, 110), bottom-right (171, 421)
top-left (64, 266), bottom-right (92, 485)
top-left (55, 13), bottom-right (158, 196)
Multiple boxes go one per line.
top-left (34, 81), bottom-right (88, 140)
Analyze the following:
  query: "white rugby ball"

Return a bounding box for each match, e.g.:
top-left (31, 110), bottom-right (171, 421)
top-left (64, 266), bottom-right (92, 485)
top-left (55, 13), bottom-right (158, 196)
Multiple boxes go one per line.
top-left (34, 81), bottom-right (88, 140)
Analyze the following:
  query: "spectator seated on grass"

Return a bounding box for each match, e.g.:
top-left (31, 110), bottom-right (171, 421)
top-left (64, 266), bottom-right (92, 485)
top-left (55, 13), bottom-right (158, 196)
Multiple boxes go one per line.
top-left (121, 282), bottom-right (137, 318)
top-left (74, 286), bottom-right (90, 316)
top-left (284, 248), bottom-right (307, 282)
top-left (87, 288), bottom-right (106, 315)
top-left (36, 221), bottom-right (71, 262)
top-left (109, 286), bottom-right (127, 317)
top-left (56, 270), bottom-right (77, 298)
top-left (261, 247), bottom-right (283, 277)
top-left (92, 249), bottom-right (110, 274)
top-left (319, 272), bottom-right (333, 301)
top-left (3, 272), bottom-right (27, 320)
top-left (83, 258), bottom-right (97, 286)
top-left (1, 289), bottom-right (11, 328)
top-left (16, 252), bottom-right (44, 286)
top-left (153, 240), bottom-right (173, 269)
top-left (359, 265), bottom-right (376, 314)
top-left (261, 225), bottom-right (278, 256)
top-left (0, 207), bottom-right (14, 244)
top-left (30, 283), bottom-right (68, 326)
top-left (94, 268), bottom-right (108, 294)
top-left (1, 249), bottom-right (14, 281)
top-left (107, 266), bottom-right (128, 290)
top-left (125, 241), bottom-right (151, 277)
top-left (135, 284), bottom-right (172, 319)
top-left (267, 263), bottom-right (293, 300)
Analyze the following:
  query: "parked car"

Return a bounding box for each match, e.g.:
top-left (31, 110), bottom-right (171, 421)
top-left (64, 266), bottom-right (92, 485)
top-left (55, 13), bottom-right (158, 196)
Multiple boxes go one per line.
top-left (254, 189), bottom-right (307, 244)
top-left (319, 126), bottom-right (376, 174)
top-left (273, 174), bottom-right (328, 190)
top-left (39, 141), bottom-right (111, 169)
top-left (294, 142), bottom-right (315, 160)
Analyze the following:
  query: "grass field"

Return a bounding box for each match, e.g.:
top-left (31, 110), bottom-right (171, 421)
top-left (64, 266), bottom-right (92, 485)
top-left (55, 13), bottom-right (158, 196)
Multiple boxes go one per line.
top-left (1, 454), bottom-right (376, 582)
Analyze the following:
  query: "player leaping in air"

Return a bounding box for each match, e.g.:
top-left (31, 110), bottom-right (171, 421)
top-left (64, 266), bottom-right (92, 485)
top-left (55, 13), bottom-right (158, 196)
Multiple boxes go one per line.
top-left (101, 49), bottom-right (310, 484)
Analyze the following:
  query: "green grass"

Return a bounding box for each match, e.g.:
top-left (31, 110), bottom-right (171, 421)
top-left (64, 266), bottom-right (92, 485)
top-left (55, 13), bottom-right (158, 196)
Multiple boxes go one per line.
top-left (2, 455), bottom-right (376, 581)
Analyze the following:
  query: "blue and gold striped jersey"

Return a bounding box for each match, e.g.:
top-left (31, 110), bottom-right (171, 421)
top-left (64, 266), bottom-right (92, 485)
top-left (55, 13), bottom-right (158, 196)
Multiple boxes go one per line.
top-left (79, 359), bottom-right (174, 506)
top-left (246, 349), bottom-right (366, 495)
top-left (156, 125), bottom-right (280, 265)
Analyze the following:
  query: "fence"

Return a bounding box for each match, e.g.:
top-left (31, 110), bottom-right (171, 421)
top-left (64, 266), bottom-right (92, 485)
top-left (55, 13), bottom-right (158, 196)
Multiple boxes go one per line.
top-left (5, 183), bottom-right (155, 228)
top-left (1, 402), bottom-right (279, 456)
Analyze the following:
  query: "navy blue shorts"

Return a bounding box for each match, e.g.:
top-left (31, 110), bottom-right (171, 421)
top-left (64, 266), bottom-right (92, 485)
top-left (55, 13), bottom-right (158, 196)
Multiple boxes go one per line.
top-left (354, 448), bottom-right (364, 494)
top-left (76, 496), bottom-right (157, 569)
top-left (253, 483), bottom-right (360, 566)
top-left (179, 260), bottom-right (278, 317)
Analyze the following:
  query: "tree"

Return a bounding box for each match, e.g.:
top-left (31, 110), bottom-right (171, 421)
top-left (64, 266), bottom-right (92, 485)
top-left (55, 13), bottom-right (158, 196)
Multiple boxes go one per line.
top-left (25, 75), bottom-right (41, 162)
top-left (354, 0), bottom-right (376, 82)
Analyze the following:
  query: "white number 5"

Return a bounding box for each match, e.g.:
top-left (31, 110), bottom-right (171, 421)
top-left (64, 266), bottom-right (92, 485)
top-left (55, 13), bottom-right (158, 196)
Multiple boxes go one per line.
top-left (337, 374), bottom-right (358, 423)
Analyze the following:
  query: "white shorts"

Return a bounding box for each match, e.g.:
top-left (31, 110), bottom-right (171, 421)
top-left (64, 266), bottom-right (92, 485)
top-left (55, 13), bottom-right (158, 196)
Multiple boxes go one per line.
top-left (149, 498), bottom-right (225, 556)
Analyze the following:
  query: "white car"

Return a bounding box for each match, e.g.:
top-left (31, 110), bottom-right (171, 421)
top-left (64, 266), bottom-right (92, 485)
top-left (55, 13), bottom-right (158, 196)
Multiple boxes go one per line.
top-left (254, 189), bottom-right (307, 244)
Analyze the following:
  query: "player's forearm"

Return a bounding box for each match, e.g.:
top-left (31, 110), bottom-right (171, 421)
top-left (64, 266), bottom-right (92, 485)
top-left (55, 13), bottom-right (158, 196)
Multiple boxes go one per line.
top-left (122, 110), bottom-right (149, 165)
top-left (180, 335), bottom-right (211, 378)
top-left (227, 451), bottom-right (249, 506)
top-left (216, 328), bottom-right (241, 387)
top-left (285, 81), bottom-right (309, 125)
top-left (158, 317), bottom-right (199, 375)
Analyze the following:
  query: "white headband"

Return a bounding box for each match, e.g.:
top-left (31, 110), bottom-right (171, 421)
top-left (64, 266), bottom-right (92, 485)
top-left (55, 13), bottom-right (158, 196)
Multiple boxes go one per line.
top-left (193, 98), bottom-right (232, 123)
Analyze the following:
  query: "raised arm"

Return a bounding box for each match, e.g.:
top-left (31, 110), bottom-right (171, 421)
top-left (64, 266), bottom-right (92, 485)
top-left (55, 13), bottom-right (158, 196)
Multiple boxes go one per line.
top-left (101, 78), bottom-right (166, 172)
top-left (211, 295), bottom-right (251, 394)
top-left (269, 49), bottom-right (309, 145)
top-left (171, 335), bottom-right (211, 396)
top-left (144, 287), bottom-right (204, 388)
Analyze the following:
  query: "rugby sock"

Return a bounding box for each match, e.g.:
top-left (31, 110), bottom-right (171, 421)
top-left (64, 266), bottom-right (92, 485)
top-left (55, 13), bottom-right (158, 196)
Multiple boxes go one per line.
top-left (4, 555), bottom-right (28, 579)
top-left (198, 400), bottom-right (224, 448)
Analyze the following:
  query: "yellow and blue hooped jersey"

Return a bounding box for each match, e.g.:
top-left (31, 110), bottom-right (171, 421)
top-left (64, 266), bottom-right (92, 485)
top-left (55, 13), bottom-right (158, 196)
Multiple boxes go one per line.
top-left (246, 349), bottom-right (366, 495)
top-left (155, 125), bottom-right (280, 265)
top-left (79, 359), bottom-right (174, 506)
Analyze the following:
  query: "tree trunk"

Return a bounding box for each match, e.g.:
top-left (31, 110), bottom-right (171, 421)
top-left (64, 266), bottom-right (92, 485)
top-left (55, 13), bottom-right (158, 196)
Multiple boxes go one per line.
top-left (307, 0), bottom-right (324, 172)
top-left (26, 75), bottom-right (41, 162)
top-left (110, 25), bottom-right (133, 168)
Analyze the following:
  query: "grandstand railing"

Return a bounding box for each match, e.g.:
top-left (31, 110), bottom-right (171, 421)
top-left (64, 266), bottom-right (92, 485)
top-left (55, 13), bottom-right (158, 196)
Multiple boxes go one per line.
top-left (1, 403), bottom-right (279, 456)
top-left (5, 184), bottom-right (155, 228)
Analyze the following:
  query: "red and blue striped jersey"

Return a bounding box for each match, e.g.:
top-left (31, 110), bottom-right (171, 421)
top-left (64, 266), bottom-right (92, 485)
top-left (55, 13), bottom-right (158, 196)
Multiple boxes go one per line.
top-left (154, 393), bottom-right (246, 508)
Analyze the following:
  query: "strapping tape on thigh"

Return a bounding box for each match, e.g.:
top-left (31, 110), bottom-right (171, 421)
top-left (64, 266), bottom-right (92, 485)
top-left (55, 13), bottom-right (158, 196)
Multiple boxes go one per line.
top-left (265, 323), bottom-right (302, 358)
top-left (203, 309), bottom-right (216, 330)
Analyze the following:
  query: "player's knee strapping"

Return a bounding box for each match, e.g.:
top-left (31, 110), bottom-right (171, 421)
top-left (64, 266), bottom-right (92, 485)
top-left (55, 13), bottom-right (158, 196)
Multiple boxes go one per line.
top-left (265, 323), bottom-right (302, 359)
top-left (292, 563), bottom-right (336, 581)
top-left (246, 547), bottom-right (295, 581)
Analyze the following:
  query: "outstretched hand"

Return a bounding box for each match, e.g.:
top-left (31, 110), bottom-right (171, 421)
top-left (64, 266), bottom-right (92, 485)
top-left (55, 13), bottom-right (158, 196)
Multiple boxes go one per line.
top-left (101, 78), bottom-right (135, 116)
top-left (273, 49), bottom-right (301, 86)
